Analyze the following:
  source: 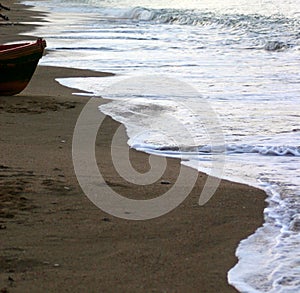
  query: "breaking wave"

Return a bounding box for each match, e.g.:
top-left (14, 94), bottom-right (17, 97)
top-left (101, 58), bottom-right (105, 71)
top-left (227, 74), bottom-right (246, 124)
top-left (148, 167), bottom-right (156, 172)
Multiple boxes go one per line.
top-left (117, 6), bottom-right (300, 31)
top-left (143, 144), bottom-right (300, 157)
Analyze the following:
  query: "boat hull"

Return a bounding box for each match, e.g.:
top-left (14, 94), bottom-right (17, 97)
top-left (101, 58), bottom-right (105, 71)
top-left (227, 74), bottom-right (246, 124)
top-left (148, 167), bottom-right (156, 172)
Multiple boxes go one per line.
top-left (0, 39), bottom-right (46, 96)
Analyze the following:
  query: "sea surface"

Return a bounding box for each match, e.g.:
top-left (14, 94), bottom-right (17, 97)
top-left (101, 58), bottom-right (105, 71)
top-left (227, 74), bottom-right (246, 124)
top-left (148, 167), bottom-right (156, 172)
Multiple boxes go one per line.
top-left (22, 0), bottom-right (300, 292)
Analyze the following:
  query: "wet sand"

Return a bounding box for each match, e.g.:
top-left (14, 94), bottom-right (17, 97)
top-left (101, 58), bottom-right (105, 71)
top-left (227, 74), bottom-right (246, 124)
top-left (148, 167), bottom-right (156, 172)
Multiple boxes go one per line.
top-left (0, 1), bottom-right (266, 292)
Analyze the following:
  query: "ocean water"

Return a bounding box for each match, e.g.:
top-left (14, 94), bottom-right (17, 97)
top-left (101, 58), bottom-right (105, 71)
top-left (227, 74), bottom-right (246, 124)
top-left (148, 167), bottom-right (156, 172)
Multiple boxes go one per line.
top-left (22, 0), bottom-right (300, 292)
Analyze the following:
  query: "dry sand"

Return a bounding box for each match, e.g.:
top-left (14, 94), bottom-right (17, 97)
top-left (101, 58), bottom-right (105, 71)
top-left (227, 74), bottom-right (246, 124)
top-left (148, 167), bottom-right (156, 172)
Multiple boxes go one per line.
top-left (0, 1), bottom-right (266, 292)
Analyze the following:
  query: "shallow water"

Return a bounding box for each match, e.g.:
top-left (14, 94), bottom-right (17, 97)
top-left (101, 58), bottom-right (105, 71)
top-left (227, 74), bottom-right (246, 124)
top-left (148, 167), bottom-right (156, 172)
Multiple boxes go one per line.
top-left (23, 0), bottom-right (300, 292)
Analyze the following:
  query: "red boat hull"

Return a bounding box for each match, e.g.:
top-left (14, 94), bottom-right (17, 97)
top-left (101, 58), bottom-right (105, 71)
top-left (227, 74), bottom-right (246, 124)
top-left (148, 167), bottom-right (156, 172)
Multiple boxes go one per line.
top-left (0, 38), bottom-right (46, 96)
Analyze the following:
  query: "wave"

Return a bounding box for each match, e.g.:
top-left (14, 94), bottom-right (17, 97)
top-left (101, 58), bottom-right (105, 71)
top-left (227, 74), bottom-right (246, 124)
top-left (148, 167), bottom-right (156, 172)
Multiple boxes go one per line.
top-left (227, 144), bottom-right (300, 156)
top-left (115, 6), bottom-right (299, 30)
top-left (263, 40), bottom-right (294, 51)
top-left (138, 144), bottom-right (300, 157)
top-left (102, 6), bottom-right (300, 50)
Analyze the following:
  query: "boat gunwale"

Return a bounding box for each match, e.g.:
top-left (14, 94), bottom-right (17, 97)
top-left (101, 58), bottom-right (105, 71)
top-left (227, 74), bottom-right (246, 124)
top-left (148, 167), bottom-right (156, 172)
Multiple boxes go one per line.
top-left (0, 38), bottom-right (46, 61)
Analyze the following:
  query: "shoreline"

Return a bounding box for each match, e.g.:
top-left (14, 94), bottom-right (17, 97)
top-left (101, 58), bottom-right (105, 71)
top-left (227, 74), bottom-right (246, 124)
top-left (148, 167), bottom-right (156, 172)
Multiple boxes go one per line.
top-left (1, 1), bottom-right (266, 292)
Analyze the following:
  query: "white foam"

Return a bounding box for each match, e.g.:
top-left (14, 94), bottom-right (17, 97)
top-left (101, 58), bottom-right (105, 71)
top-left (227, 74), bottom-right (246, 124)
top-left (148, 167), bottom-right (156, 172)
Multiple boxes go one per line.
top-left (228, 189), bottom-right (300, 293)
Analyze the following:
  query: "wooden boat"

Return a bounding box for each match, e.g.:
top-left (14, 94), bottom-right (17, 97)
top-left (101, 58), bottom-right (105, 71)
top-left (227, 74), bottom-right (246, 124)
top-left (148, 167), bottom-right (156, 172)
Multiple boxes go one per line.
top-left (0, 38), bottom-right (46, 96)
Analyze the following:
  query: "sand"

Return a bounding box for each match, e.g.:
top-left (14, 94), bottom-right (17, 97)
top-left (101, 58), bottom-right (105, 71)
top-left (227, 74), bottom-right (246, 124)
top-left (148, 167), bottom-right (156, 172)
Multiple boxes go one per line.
top-left (0, 1), bottom-right (266, 292)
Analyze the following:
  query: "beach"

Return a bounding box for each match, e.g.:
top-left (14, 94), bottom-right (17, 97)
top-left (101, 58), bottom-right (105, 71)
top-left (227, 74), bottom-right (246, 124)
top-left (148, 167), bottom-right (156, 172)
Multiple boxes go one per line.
top-left (0, 1), bottom-right (267, 292)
